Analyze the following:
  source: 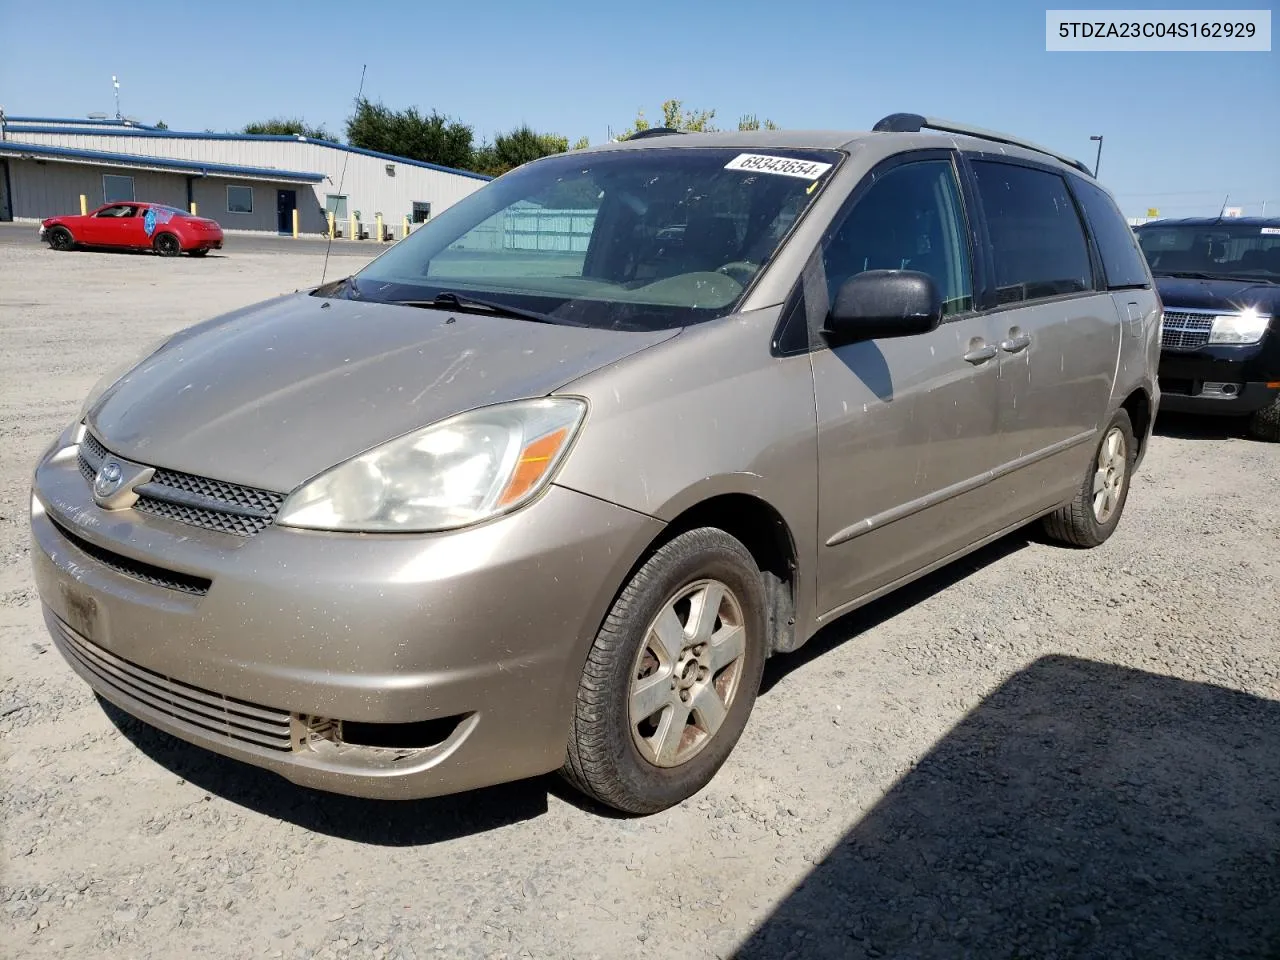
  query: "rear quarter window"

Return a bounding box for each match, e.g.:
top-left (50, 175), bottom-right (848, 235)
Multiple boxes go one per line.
top-left (1073, 178), bottom-right (1150, 289)
top-left (971, 160), bottom-right (1095, 305)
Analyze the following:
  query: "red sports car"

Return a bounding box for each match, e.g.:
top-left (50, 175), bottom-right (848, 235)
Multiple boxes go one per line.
top-left (40, 202), bottom-right (224, 257)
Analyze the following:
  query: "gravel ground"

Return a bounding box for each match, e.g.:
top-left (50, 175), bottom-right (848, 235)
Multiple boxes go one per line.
top-left (2, 240), bottom-right (1278, 960)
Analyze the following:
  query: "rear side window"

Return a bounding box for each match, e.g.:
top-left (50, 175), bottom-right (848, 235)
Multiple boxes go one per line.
top-left (1073, 178), bottom-right (1150, 288)
top-left (971, 161), bottom-right (1094, 305)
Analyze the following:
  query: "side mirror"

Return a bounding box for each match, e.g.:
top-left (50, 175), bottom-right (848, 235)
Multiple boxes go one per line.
top-left (823, 270), bottom-right (943, 344)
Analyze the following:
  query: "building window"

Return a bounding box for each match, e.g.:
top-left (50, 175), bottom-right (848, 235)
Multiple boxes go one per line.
top-left (103, 174), bottom-right (135, 203)
top-left (227, 185), bottom-right (254, 214)
top-left (325, 194), bottom-right (348, 220)
top-left (412, 201), bottom-right (432, 224)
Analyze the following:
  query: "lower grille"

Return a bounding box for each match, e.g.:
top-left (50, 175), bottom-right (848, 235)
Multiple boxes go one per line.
top-left (52, 617), bottom-right (293, 752)
top-left (49, 516), bottom-right (211, 596)
top-left (1161, 310), bottom-right (1214, 350)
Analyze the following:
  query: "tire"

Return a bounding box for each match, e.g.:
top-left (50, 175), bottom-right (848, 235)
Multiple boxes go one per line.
top-left (1247, 396), bottom-right (1280, 442)
top-left (188, 248), bottom-right (209, 257)
top-left (1042, 408), bottom-right (1136, 548)
top-left (561, 527), bottom-right (768, 814)
top-left (153, 233), bottom-right (181, 257)
top-left (47, 227), bottom-right (74, 251)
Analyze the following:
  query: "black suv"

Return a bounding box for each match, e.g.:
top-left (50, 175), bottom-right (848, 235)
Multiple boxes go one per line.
top-left (1134, 217), bottom-right (1280, 440)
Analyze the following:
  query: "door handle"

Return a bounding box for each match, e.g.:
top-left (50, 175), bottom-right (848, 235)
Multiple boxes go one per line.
top-left (1000, 335), bottom-right (1031, 353)
top-left (963, 343), bottom-right (998, 364)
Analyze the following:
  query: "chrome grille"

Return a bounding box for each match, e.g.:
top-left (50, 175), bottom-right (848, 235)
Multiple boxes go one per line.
top-left (77, 431), bottom-right (284, 537)
top-left (1161, 310), bottom-right (1215, 350)
top-left (52, 616), bottom-right (293, 752)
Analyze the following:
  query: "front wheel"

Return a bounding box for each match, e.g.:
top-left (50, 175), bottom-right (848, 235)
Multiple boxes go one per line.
top-left (1247, 395), bottom-right (1280, 442)
top-left (561, 528), bottom-right (767, 814)
top-left (1042, 409), bottom-right (1136, 548)
top-left (47, 227), bottom-right (74, 251)
top-left (153, 233), bottom-right (181, 257)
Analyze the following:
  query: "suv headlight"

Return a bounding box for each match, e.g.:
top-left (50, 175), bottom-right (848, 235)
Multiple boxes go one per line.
top-left (1209, 308), bottom-right (1269, 345)
top-left (277, 398), bottom-right (587, 532)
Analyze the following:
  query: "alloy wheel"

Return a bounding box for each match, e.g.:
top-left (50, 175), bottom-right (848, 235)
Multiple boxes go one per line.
top-left (1092, 426), bottom-right (1128, 523)
top-left (629, 578), bottom-right (747, 768)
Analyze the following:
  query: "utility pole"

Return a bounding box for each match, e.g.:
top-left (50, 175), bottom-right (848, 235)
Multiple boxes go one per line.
top-left (113, 76), bottom-right (121, 120)
top-left (1089, 135), bottom-right (1104, 177)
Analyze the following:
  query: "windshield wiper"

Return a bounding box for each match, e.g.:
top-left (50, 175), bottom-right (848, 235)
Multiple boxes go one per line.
top-left (313, 274), bottom-right (360, 299)
top-left (391, 291), bottom-right (576, 326)
top-left (1157, 271), bottom-right (1280, 285)
top-left (1156, 271), bottom-right (1232, 281)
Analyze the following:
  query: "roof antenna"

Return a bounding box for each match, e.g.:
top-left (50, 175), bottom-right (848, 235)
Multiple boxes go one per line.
top-left (1217, 193), bottom-right (1230, 221)
top-left (320, 62), bottom-right (367, 287)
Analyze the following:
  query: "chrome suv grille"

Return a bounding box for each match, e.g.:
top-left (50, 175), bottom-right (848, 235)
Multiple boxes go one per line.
top-left (52, 616), bottom-right (293, 752)
top-left (77, 431), bottom-right (285, 537)
top-left (1161, 310), bottom-right (1215, 350)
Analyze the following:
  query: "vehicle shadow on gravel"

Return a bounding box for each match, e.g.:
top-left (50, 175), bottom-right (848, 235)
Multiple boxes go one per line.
top-left (1154, 411), bottom-right (1251, 440)
top-left (735, 655), bottom-right (1280, 960)
top-left (99, 698), bottom-right (549, 845)
top-left (761, 532), bottom-right (1034, 695)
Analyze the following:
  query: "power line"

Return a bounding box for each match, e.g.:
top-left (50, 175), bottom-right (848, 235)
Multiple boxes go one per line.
top-left (1112, 190), bottom-right (1275, 198)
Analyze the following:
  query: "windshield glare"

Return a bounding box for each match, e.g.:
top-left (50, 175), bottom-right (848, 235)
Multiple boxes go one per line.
top-left (343, 146), bottom-right (843, 330)
top-left (1137, 224), bottom-right (1280, 280)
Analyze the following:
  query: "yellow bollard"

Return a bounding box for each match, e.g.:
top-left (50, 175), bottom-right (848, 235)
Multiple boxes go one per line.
top-left (80, 195), bottom-right (87, 215)
top-left (328, 212), bottom-right (335, 240)
top-left (403, 215), bottom-right (410, 239)
top-left (376, 214), bottom-right (383, 243)
top-left (189, 201), bottom-right (198, 216)
top-left (292, 208), bottom-right (299, 239)
top-left (349, 213), bottom-right (356, 241)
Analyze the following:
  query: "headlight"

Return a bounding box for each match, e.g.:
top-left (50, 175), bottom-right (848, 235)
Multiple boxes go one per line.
top-left (79, 334), bottom-right (174, 419)
top-left (1209, 308), bottom-right (1269, 345)
top-left (277, 398), bottom-right (587, 532)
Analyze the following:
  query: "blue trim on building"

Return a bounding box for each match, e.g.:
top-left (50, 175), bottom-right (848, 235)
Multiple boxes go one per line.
top-left (6, 115), bottom-right (161, 130)
top-left (0, 140), bottom-right (326, 183)
top-left (2, 121), bottom-right (493, 182)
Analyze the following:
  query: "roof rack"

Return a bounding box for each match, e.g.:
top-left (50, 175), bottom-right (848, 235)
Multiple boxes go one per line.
top-left (625, 127), bottom-right (686, 140)
top-left (872, 113), bottom-right (1093, 177)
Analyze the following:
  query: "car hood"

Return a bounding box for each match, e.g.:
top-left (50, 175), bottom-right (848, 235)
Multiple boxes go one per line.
top-left (1153, 276), bottom-right (1280, 313)
top-left (88, 293), bottom-right (679, 492)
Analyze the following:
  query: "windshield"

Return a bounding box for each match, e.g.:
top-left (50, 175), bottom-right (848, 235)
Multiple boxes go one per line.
top-left (1136, 223), bottom-right (1280, 282)
top-left (336, 146), bottom-right (844, 330)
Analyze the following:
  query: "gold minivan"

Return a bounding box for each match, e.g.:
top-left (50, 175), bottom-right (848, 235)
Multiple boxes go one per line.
top-left (31, 114), bottom-right (1160, 813)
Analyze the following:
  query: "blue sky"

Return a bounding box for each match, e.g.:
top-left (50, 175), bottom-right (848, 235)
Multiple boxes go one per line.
top-left (1, 0), bottom-right (1275, 218)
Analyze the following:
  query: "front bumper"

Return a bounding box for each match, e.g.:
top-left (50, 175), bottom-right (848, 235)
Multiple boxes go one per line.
top-left (1158, 347), bottom-right (1279, 415)
top-left (1157, 378), bottom-right (1279, 415)
top-left (30, 435), bottom-right (662, 799)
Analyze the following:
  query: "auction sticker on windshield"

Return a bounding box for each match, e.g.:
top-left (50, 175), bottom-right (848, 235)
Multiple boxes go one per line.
top-left (1261, 227), bottom-right (1280, 235)
top-left (724, 154), bottom-right (833, 180)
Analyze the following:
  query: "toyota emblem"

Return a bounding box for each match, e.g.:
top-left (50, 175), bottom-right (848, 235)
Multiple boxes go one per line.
top-left (94, 461), bottom-right (124, 499)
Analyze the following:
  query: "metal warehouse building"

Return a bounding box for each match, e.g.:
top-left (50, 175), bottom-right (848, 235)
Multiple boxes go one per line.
top-left (0, 114), bottom-right (490, 238)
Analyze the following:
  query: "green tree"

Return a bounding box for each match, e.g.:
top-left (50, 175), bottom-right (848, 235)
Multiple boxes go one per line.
top-left (345, 98), bottom-right (473, 170)
top-left (737, 114), bottom-right (780, 132)
top-left (242, 117), bottom-right (333, 140)
top-left (619, 100), bottom-right (779, 138)
top-left (154, 119), bottom-right (169, 130)
top-left (472, 126), bottom-right (590, 177)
